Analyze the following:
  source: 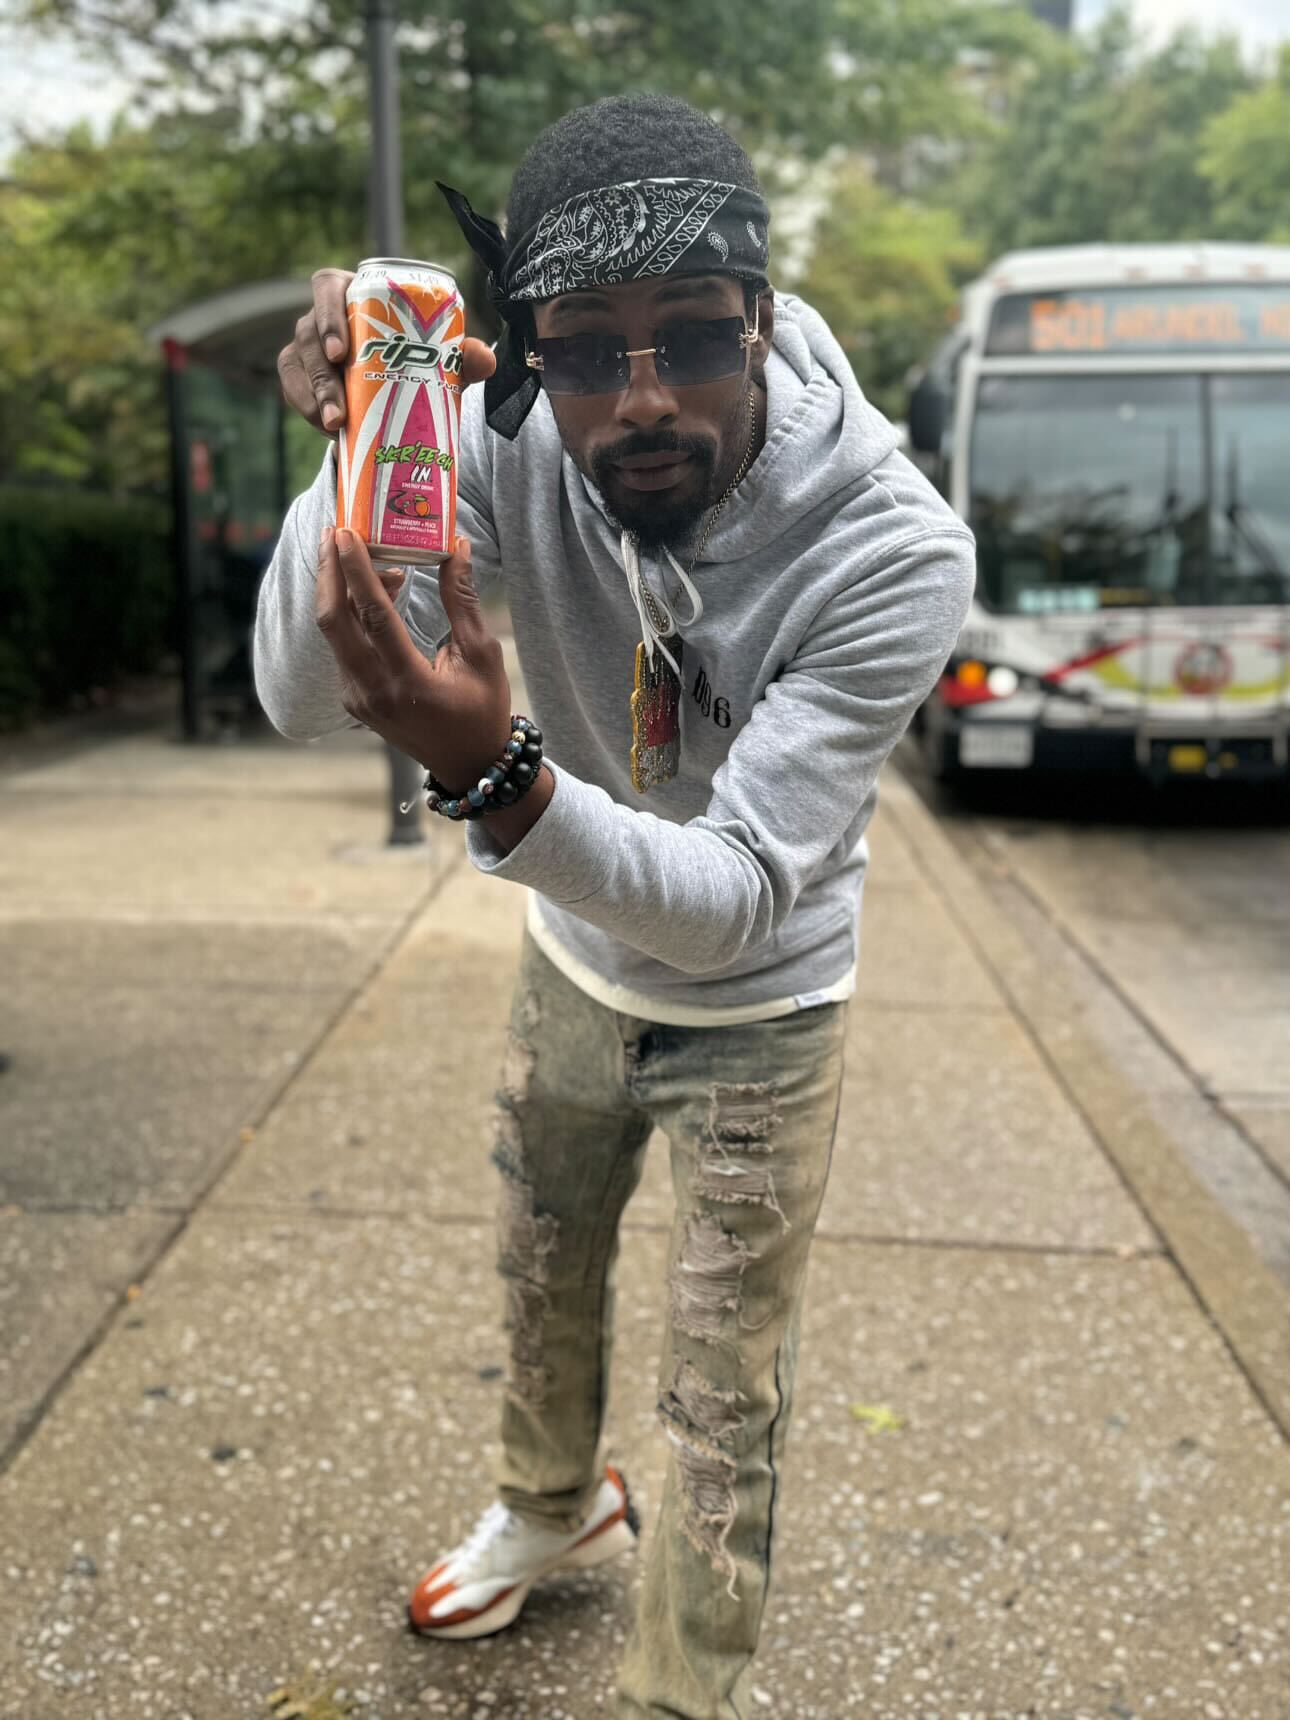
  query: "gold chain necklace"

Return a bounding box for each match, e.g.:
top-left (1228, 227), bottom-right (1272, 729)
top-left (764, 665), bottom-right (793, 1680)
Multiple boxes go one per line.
top-left (690, 383), bottom-right (759, 568)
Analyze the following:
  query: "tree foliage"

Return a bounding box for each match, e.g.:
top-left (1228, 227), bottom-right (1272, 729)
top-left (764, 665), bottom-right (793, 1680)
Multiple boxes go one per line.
top-left (796, 166), bottom-right (982, 420)
top-left (1200, 44), bottom-right (1290, 240)
top-left (1, 0), bottom-right (1040, 490)
top-left (3, 0), bottom-right (1289, 492)
top-left (17, 0), bottom-right (1041, 194)
top-left (0, 101), bottom-right (367, 490)
top-left (953, 8), bottom-right (1256, 255)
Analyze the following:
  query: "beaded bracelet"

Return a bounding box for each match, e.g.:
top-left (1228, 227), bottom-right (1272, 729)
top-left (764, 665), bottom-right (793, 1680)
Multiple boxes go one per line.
top-left (422, 716), bottom-right (544, 821)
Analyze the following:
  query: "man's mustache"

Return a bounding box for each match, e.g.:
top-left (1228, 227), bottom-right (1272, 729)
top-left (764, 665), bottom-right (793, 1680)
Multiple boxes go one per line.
top-left (593, 430), bottom-right (716, 468)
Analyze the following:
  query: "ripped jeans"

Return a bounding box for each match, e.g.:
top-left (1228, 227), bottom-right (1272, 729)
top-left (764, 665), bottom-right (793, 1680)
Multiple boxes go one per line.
top-left (491, 928), bottom-right (850, 1719)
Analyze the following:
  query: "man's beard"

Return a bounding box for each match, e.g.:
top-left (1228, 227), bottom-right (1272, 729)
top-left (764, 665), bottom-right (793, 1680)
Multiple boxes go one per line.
top-left (579, 389), bottom-right (751, 554)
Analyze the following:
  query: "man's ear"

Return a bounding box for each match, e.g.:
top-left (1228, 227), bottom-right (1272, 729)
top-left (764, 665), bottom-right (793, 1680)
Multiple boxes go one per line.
top-left (751, 288), bottom-right (774, 380)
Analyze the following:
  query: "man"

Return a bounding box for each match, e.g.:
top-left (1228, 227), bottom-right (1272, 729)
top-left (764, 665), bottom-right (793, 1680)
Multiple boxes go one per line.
top-left (256, 91), bottom-right (975, 1718)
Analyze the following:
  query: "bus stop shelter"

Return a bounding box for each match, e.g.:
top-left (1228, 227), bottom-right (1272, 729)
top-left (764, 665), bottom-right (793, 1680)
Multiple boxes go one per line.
top-left (151, 281), bottom-right (313, 739)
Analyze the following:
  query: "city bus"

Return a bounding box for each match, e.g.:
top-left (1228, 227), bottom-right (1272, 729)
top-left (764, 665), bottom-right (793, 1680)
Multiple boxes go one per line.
top-left (906, 243), bottom-right (1290, 783)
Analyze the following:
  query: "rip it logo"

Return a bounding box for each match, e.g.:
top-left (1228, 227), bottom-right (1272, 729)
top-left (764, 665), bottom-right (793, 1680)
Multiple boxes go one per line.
top-left (357, 335), bottom-right (463, 377)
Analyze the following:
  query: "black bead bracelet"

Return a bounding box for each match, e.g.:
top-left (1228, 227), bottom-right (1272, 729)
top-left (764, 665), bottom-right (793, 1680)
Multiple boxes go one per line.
top-left (422, 717), bottom-right (544, 821)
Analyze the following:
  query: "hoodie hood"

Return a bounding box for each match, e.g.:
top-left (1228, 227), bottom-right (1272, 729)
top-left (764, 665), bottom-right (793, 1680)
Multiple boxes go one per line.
top-left (703, 292), bottom-right (902, 564)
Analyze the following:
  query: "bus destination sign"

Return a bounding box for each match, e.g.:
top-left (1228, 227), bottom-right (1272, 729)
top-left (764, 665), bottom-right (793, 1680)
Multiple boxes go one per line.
top-left (986, 285), bottom-right (1290, 357)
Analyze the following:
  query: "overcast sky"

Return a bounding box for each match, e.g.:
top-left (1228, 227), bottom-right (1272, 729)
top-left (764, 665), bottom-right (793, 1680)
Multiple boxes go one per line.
top-left (1, 0), bottom-right (1285, 161)
top-left (1082, 0), bottom-right (1286, 49)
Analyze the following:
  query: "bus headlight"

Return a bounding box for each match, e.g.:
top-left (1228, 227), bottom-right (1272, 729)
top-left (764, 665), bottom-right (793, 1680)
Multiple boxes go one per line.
top-left (986, 666), bottom-right (1019, 698)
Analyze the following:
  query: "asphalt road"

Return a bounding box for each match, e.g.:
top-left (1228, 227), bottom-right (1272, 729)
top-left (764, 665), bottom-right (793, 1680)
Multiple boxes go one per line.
top-left (894, 732), bottom-right (1290, 1291)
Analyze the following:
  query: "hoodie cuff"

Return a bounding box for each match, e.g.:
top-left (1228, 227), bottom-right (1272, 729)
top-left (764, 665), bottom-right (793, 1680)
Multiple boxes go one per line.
top-left (464, 760), bottom-right (613, 903)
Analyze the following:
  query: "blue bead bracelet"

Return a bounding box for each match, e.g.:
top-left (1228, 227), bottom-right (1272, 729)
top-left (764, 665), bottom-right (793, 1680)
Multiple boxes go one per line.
top-left (422, 717), bottom-right (544, 821)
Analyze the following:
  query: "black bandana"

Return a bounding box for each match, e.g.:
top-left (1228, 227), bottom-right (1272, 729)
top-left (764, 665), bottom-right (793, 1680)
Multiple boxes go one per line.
top-left (437, 177), bottom-right (771, 439)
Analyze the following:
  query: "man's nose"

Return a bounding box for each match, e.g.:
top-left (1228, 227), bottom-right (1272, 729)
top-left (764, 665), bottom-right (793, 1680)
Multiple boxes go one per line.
top-left (615, 351), bottom-right (679, 429)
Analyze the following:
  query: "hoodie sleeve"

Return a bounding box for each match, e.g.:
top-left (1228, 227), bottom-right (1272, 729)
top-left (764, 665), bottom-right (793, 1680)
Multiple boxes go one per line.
top-left (465, 526), bottom-right (976, 975)
top-left (252, 389), bottom-right (500, 742)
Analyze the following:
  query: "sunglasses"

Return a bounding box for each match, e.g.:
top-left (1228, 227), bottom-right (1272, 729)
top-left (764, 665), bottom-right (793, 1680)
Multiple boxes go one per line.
top-left (525, 309), bottom-right (759, 397)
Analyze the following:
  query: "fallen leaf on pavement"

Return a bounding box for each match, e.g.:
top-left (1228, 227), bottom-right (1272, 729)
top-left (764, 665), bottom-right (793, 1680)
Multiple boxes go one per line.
top-left (267, 1677), bottom-right (357, 1719)
top-left (849, 1402), bottom-right (906, 1433)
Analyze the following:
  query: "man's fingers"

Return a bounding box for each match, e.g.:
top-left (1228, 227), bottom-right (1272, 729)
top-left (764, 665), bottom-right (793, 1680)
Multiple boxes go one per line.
top-left (312, 267), bottom-right (354, 365)
top-left (437, 537), bottom-right (499, 667)
top-left (335, 530), bottom-right (422, 673)
top-left (277, 345), bottom-right (325, 433)
top-left (461, 337), bottom-right (497, 389)
top-left (315, 528), bottom-right (375, 682)
top-left (348, 566), bottom-right (405, 620)
top-left (285, 287), bottom-right (491, 433)
top-left (293, 310), bottom-right (346, 433)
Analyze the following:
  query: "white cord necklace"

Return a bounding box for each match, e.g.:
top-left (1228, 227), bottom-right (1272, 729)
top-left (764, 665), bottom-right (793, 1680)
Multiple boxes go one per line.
top-left (620, 533), bottom-right (703, 678)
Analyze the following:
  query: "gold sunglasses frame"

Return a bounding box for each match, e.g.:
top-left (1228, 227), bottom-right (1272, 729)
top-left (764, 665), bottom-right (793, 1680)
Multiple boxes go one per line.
top-left (525, 306), bottom-right (760, 378)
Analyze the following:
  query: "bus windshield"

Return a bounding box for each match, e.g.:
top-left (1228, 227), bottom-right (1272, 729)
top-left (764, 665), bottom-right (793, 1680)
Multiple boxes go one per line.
top-left (969, 373), bottom-right (1290, 612)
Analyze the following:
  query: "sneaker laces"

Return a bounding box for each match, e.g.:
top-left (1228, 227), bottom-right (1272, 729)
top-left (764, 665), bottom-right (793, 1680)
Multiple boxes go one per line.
top-left (456, 1500), bottom-right (515, 1572)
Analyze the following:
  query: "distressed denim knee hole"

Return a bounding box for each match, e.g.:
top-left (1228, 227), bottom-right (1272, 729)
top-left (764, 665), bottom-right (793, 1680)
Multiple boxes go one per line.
top-left (695, 1079), bottom-right (790, 1232)
top-left (669, 1213), bottom-right (767, 1351)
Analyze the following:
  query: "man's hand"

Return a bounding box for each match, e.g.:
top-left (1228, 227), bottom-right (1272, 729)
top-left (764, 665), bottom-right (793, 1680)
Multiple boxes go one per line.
top-left (316, 527), bottom-right (513, 794)
top-left (278, 266), bottom-right (496, 437)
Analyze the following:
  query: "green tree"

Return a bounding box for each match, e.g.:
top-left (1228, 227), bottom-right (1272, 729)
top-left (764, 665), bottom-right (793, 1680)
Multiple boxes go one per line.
top-left (955, 6), bottom-right (1255, 255)
top-left (4, 0), bottom-right (1043, 490)
top-left (1200, 44), bottom-right (1290, 240)
top-left (796, 162), bottom-right (983, 420)
top-left (18, 0), bottom-right (1043, 219)
top-left (0, 105), bottom-right (366, 490)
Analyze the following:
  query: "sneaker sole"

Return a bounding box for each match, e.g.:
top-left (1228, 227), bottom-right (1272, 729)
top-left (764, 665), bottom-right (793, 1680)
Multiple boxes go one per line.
top-left (408, 1497), bottom-right (638, 1642)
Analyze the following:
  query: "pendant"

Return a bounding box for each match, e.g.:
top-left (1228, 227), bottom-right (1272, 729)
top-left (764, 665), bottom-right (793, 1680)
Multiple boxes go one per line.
top-left (630, 638), bottom-right (683, 792)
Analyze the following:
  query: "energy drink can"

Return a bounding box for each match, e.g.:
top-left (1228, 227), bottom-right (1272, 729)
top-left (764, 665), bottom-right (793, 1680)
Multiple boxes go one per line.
top-left (337, 258), bottom-right (464, 567)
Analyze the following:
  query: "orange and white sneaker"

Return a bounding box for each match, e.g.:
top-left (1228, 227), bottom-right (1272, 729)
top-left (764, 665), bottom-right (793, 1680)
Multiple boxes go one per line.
top-left (407, 1466), bottom-right (639, 1641)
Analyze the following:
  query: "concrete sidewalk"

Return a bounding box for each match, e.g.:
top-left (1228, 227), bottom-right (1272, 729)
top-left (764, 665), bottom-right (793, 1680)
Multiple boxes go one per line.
top-left (1, 704), bottom-right (1287, 1720)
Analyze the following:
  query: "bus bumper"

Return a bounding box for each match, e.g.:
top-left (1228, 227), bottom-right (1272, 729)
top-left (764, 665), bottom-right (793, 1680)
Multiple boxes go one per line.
top-left (933, 711), bottom-right (1290, 782)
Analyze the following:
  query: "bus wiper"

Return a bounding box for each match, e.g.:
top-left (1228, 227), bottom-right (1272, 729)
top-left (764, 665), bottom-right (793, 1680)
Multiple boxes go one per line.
top-left (1225, 436), bottom-right (1288, 593)
top-left (1143, 425), bottom-right (1181, 604)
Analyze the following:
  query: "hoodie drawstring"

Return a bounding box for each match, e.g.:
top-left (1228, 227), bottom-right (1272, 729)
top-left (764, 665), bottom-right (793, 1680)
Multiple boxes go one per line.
top-left (621, 531), bottom-right (705, 677)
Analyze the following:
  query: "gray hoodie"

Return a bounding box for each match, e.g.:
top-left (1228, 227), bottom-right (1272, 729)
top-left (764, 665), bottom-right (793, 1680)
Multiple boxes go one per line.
top-left (253, 292), bottom-right (976, 1017)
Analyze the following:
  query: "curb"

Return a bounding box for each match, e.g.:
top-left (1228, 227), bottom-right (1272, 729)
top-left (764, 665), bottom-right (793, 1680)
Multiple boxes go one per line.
top-left (882, 770), bottom-right (1290, 1442)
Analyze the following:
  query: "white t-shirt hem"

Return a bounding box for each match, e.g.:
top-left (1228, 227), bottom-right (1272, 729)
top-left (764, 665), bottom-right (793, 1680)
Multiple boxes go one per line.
top-left (526, 893), bottom-right (855, 1027)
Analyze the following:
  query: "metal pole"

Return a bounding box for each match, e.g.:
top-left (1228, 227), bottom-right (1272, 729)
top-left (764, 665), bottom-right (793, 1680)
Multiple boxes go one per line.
top-left (366, 0), bottom-right (425, 845)
top-left (163, 339), bottom-right (201, 741)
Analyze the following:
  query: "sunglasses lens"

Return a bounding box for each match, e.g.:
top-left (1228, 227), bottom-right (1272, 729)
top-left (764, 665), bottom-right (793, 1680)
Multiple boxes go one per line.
top-left (533, 334), bottom-right (626, 395)
top-left (657, 317), bottom-right (748, 385)
top-left (531, 316), bottom-right (751, 394)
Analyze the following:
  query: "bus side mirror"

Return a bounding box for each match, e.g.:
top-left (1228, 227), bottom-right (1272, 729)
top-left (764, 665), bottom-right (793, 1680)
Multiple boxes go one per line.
top-left (908, 377), bottom-right (947, 454)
